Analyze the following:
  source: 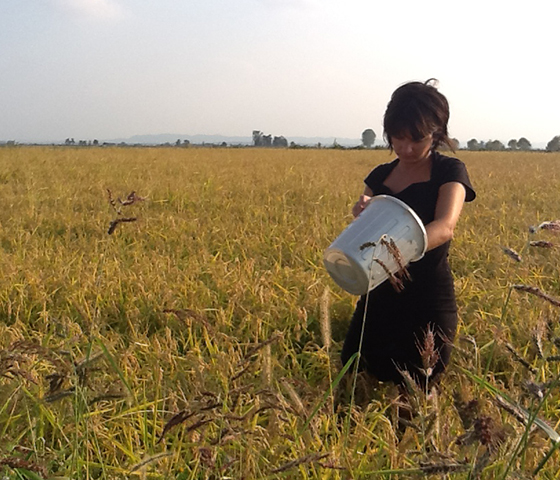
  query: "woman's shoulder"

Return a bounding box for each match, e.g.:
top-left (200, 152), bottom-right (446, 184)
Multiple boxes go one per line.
top-left (365, 159), bottom-right (398, 184)
top-left (432, 151), bottom-right (476, 201)
top-left (431, 151), bottom-right (470, 176)
top-left (432, 151), bottom-right (464, 166)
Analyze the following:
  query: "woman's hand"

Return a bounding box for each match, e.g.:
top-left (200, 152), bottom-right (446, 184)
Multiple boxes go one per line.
top-left (352, 194), bottom-right (372, 218)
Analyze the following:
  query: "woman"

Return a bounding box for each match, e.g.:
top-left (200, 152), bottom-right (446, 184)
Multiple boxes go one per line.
top-left (341, 79), bottom-right (475, 387)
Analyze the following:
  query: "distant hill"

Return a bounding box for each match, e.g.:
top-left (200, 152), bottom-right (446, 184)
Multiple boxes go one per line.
top-left (104, 133), bottom-right (366, 147)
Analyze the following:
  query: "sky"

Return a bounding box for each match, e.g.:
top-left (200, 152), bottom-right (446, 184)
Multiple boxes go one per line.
top-left (2, 0), bottom-right (559, 146)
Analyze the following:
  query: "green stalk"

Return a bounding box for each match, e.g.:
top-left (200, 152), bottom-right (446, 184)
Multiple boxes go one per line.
top-left (300, 352), bottom-right (358, 432)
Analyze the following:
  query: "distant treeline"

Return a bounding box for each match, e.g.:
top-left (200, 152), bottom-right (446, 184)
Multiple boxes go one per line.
top-left (2, 133), bottom-right (560, 151)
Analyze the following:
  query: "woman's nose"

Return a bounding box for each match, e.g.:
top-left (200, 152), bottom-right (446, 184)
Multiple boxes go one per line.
top-left (401, 141), bottom-right (413, 153)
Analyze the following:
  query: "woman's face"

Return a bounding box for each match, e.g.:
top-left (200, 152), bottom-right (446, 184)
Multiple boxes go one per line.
top-left (391, 133), bottom-right (433, 164)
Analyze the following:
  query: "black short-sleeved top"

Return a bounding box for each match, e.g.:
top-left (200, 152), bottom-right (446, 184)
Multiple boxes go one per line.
top-left (362, 151), bottom-right (475, 321)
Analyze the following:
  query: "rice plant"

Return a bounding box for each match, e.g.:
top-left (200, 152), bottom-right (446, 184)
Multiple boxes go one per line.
top-left (0, 146), bottom-right (559, 478)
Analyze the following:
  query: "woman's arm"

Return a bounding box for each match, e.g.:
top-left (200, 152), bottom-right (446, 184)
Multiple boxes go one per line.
top-left (425, 182), bottom-right (467, 251)
top-left (352, 186), bottom-right (374, 218)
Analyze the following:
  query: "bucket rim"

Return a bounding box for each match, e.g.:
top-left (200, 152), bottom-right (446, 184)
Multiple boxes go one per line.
top-left (366, 194), bottom-right (428, 260)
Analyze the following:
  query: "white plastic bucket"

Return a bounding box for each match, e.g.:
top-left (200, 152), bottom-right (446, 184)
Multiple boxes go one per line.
top-left (323, 195), bottom-right (427, 295)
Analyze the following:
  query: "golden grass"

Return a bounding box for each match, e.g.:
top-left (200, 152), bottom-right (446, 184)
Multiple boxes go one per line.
top-left (1, 146), bottom-right (560, 478)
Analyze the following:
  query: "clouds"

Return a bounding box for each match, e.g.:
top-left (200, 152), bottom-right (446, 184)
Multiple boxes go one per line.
top-left (52, 0), bottom-right (124, 20)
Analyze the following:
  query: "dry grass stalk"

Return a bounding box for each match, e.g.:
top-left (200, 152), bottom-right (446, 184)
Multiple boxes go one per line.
top-left (493, 395), bottom-right (537, 434)
top-left (210, 427), bottom-right (242, 446)
top-left (198, 401), bottom-right (221, 412)
top-left (418, 460), bottom-right (469, 474)
top-left (89, 392), bottom-right (127, 405)
top-left (107, 188), bottom-right (120, 214)
top-left (129, 452), bottom-right (173, 473)
top-left (163, 308), bottom-right (215, 336)
top-left (196, 446), bottom-right (216, 469)
top-left (513, 284), bottom-right (560, 308)
top-left (532, 325), bottom-right (545, 359)
top-left (270, 452), bottom-right (330, 474)
top-left (262, 343), bottom-right (272, 386)
top-left (43, 389), bottom-right (75, 403)
top-left (317, 460), bottom-right (346, 471)
top-left (505, 342), bottom-right (537, 374)
top-left (361, 236), bottom-right (411, 292)
top-left (495, 395), bottom-right (560, 442)
top-left (75, 351), bottom-right (105, 370)
top-left (228, 384), bottom-right (251, 410)
top-left (538, 220), bottom-right (560, 232)
top-left (396, 369), bottom-right (422, 416)
top-left (106, 189), bottom-right (144, 233)
top-left (231, 363), bottom-right (252, 382)
top-left (280, 378), bottom-right (307, 417)
top-left (119, 191), bottom-right (146, 206)
top-left (471, 449), bottom-right (491, 480)
top-left (107, 217), bottom-right (137, 235)
top-left (157, 409), bottom-right (195, 443)
top-left (223, 406), bottom-right (257, 422)
top-left (75, 351), bottom-right (105, 387)
top-left (522, 380), bottom-right (545, 400)
top-left (243, 331), bottom-right (283, 360)
top-left (454, 394), bottom-right (505, 452)
top-left (231, 333), bottom-right (283, 382)
top-left (398, 368), bottom-right (422, 398)
top-left (10, 340), bottom-right (71, 374)
top-left (501, 245), bottom-right (522, 262)
top-left (319, 287), bottom-right (331, 350)
top-left (107, 189), bottom-right (145, 212)
top-left (44, 371), bottom-right (69, 396)
top-left (186, 417), bottom-right (212, 433)
top-left (373, 258), bottom-right (404, 292)
top-left (382, 237), bottom-right (411, 282)
top-left (359, 241), bottom-right (376, 251)
top-left (473, 416), bottom-right (506, 451)
top-left (0, 351), bottom-right (36, 384)
top-left (417, 325), bottom-right (439, 378)
top-left (0, 457), bottom-right (48, 477)
top-left (454, 393), bottom-right (480, 430)
top-left (530, 240), bottom-right (555, 248)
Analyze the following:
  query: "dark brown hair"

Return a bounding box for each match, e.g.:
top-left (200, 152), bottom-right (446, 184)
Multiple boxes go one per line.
top-left (383, 78), bottom-right (452, 151)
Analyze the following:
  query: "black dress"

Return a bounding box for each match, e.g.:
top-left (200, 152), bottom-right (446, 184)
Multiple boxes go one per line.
top-left (340, 151), bottom-right (476, 385)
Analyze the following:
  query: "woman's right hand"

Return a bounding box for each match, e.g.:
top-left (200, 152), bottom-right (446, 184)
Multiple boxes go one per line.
top-left (352, 194), bottom-right (372, 218)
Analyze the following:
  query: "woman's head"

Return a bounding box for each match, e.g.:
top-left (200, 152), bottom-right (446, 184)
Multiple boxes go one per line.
top-left (383, 78), bottom-right (452, 151)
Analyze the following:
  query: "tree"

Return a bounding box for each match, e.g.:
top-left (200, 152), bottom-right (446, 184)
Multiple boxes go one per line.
top-left (440, 138), bottom-right (460, 151)
top-left (546, 135), bottom-right (560, 152)
top-left (467, 138), bottom-right (482, 151)
top-left (507, 139), bottom-right (518, 150)
top-left (517, 137), bottom-right (532, 151)
top-left (272, 136), bottom-right (288, 148)
top-left (253, 131), bottom-right (285, 147)
top-left (252, 130), bottom-right (263, 147)
top-left (486, 140), bottom-right (505, 151)
top-left (361, 129), bottom-right (376, 148)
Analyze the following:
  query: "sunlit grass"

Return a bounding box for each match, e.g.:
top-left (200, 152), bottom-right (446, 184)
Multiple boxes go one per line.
top-left (1, 146), bottom-right (560, 478)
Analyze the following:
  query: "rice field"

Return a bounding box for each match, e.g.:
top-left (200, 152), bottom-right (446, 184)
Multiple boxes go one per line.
top-left (1, 146), bottom-right (560, 479)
